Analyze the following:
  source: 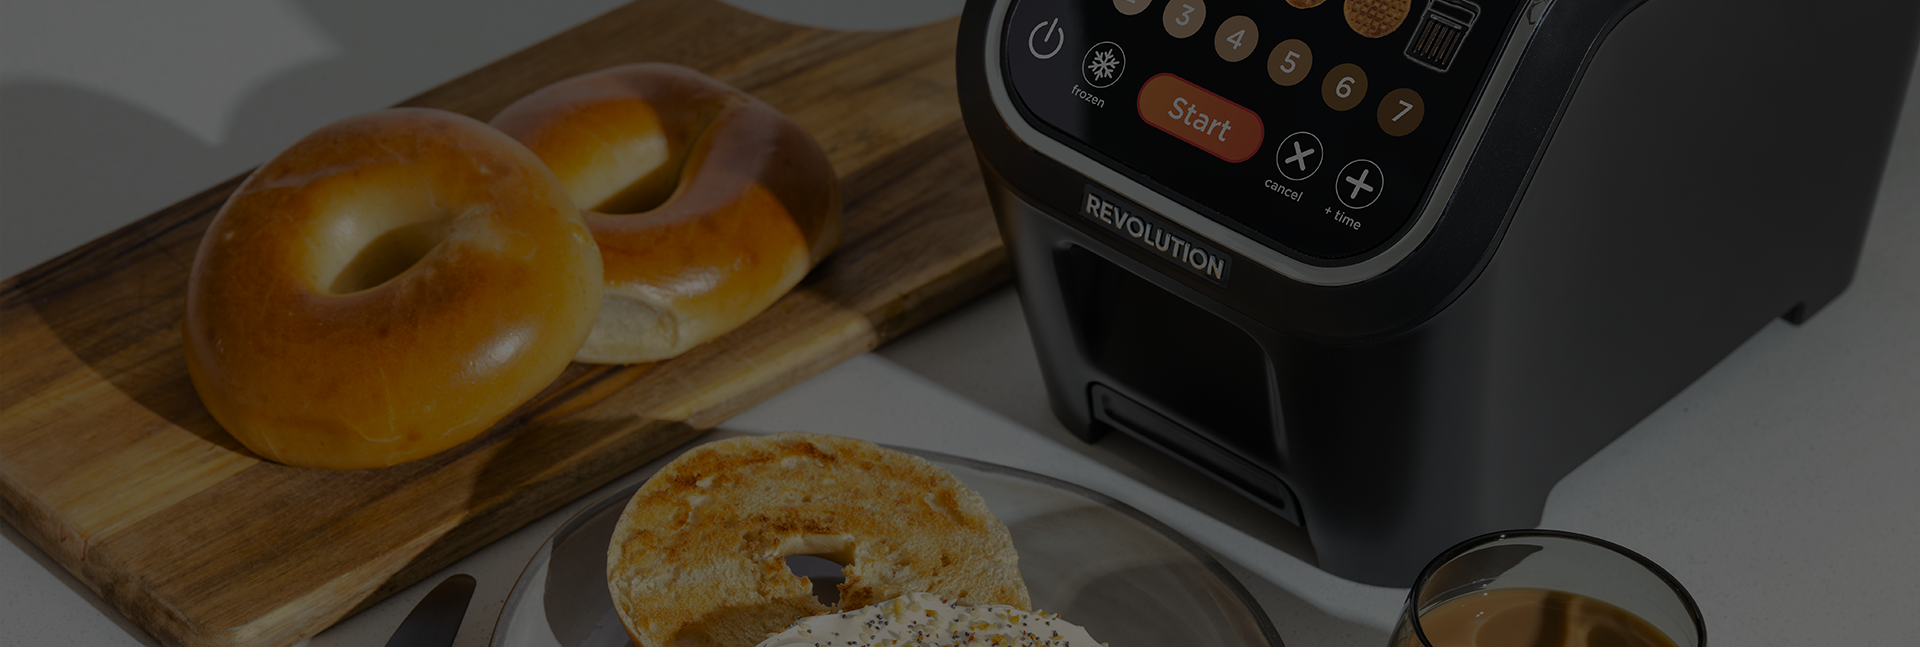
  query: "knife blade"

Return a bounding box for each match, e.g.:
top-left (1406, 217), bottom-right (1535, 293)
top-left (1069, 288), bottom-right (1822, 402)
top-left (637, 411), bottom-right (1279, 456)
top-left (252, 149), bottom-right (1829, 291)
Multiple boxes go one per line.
top-left (384, 573), bottom-right (476, 647)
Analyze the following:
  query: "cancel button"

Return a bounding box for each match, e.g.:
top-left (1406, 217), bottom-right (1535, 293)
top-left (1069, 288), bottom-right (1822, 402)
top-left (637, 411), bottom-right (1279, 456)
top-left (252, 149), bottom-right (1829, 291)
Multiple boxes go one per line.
top-left (1137, 73), bottom-right (1265, 162)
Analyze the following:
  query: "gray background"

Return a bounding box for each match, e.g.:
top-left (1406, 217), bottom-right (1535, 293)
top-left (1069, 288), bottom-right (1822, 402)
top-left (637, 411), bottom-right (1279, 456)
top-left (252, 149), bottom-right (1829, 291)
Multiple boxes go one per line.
top-left (2, 1), bottom-right (1918, 646)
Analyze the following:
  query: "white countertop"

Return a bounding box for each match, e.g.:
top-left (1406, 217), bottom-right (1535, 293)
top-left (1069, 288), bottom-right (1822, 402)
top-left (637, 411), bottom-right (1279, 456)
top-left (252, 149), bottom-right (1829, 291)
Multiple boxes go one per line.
top-left (4, 1), bottom-right (1918, 645)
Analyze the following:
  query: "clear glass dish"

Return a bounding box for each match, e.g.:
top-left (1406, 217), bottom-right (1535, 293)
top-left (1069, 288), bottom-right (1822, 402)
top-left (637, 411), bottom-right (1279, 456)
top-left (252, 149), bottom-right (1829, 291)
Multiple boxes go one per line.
top-left (490, 446), bottom-right (1285, 647)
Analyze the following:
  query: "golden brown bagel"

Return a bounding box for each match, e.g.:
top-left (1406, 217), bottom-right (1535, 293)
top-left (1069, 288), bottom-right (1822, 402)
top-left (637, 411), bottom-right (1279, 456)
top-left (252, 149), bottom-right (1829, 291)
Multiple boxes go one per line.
top-left (491, 63), bottom-right (841, 364)
top-left (607, 433), bottom-right (1030, 647)
top-left (183, 108), bottom-right (603, 470)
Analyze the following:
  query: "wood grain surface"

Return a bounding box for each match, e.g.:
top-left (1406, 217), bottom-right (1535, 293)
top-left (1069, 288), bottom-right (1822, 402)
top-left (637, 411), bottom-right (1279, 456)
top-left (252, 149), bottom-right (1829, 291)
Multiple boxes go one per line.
top-left (0, 2), bottom-right (1007, 645)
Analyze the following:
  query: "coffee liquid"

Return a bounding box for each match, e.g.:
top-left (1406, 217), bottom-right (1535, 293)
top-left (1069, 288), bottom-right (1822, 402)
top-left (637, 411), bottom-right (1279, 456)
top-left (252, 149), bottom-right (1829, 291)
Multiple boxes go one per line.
top-left (1410, 587), bottom-right (1679, 647)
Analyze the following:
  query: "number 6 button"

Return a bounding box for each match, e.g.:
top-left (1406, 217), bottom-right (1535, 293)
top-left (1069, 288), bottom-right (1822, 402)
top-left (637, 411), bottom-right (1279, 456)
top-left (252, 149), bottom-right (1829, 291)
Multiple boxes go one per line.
top-left (1321, 63), bottom-right (1367, 111)
top-left (1377, 88), bottom-right (1424, 136)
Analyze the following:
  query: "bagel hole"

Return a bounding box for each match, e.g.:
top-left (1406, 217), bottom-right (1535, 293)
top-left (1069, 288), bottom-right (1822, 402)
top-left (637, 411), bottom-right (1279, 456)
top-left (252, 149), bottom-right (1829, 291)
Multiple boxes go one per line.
top-left (327, 219), bottom-right (449, 294)
top-left (591, 166), bottom-right (681, 215)
top-left (588, 110), bottom-right (722, 215)
top-left (785, 555), bottom-right (847, 606)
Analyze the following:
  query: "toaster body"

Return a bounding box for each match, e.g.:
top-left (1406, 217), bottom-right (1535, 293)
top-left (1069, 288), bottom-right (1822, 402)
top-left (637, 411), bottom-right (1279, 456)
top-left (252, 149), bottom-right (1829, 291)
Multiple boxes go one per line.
top-left (958, 0), bottom-right (1919, 585)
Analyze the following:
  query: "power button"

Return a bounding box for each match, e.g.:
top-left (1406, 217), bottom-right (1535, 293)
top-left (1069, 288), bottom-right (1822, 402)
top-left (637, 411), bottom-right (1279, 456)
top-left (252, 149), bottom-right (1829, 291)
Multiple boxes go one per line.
top-left (1029, 18), bottom-right (1065, 59)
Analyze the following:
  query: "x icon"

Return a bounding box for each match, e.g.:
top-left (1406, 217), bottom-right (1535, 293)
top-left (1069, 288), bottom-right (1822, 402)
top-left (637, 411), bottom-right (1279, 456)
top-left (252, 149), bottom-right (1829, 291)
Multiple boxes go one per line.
top-left (1285, 141), bottom-right (1316, 171)
top-left (1276, 132), bottom-right (1324, 180)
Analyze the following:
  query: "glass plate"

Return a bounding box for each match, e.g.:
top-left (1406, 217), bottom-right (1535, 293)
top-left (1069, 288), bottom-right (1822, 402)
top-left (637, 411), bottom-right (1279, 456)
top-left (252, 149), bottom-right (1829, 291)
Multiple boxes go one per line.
top-left (490, 447), bottom-right (1285, 647)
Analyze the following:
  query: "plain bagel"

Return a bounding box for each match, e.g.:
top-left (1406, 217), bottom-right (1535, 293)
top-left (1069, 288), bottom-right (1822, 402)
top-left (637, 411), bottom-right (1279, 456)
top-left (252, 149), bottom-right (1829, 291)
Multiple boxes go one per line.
top-left (183, 108), bottom-right (603, 470)
top-left (607, 432), bottom-right (1030, 647)
top-left (490, 63), bottom-right (841, 364)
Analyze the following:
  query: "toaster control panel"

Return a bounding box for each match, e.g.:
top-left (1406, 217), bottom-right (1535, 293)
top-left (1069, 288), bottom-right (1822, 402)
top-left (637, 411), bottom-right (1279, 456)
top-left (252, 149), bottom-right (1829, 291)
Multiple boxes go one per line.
top-left (1002, 0), bottom-right (1522, 263)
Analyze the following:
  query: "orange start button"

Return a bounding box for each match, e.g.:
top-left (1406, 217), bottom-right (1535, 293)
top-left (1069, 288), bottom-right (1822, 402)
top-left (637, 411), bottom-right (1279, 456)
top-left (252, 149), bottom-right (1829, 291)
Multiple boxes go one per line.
top-left (1137, 73), bottom-right (1265, 162)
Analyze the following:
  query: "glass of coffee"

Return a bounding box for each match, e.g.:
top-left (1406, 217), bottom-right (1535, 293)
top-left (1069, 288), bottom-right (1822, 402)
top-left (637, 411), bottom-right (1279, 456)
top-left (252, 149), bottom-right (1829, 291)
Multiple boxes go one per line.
top-left (1391, 530), bottom-right (1705, 647)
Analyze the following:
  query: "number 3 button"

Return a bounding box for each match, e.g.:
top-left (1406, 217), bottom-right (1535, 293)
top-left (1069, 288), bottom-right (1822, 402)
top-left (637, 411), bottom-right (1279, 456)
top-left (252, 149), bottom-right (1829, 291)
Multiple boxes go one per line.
top-left (1377, 88), bottom-right (1424, 136)
top-left (1163, 0), bottom-right (1206, 38)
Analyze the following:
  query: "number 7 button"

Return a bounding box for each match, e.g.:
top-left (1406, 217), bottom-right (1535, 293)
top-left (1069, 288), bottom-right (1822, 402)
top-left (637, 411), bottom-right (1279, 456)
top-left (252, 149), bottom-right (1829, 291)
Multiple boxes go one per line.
top-left (1377, 88), bottom-right (1424, 136)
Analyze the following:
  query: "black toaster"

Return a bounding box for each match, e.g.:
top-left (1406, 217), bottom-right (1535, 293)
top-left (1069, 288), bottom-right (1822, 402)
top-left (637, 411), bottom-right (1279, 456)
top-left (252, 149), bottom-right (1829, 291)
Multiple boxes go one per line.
top-left (957, 0), bottom-right (1919, 585)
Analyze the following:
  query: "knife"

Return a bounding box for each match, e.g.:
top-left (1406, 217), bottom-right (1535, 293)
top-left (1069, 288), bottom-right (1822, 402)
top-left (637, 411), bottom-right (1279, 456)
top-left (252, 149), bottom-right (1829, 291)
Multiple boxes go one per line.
top-left (384, 573), bottom-right (476, 647)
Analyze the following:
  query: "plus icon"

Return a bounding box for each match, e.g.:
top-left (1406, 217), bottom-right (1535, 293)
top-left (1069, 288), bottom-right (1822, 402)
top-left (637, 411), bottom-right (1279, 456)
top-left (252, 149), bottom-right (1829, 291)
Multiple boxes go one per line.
top-left (1334, 159), bottom-right (1384, 209)
top-left (1345, 168), bottom-right (1374, 198)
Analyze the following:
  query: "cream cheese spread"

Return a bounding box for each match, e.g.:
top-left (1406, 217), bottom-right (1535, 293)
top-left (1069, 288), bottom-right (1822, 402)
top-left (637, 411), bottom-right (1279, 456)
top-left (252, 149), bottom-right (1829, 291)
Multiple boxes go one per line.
top-left (755, 592), bottom-right (1104, 647)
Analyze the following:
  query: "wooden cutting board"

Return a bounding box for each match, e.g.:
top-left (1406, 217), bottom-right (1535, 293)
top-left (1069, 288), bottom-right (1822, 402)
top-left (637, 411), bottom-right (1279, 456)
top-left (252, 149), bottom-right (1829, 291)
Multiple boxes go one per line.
top-left (0, 2), bottom-right (1007, 646)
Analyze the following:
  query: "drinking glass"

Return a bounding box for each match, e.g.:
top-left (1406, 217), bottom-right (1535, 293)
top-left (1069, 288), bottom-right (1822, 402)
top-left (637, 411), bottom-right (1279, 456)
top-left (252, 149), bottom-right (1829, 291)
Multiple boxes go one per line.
top-left (1390, 530), bottom-right (1706, 647)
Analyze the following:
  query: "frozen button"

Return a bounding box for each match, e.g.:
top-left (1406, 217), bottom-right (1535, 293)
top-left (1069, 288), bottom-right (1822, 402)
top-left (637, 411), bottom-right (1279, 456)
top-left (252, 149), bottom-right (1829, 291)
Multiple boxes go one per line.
top-left (1083, 41), bottom-right (1126, 88)
top-left (1137, 73), bottom-right (1265, 162)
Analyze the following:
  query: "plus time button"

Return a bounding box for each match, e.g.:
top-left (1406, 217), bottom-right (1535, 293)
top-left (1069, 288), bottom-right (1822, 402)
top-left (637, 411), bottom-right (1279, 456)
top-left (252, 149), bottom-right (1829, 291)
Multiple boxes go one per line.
top-left (1334, 159), bottom-right (1384, 209)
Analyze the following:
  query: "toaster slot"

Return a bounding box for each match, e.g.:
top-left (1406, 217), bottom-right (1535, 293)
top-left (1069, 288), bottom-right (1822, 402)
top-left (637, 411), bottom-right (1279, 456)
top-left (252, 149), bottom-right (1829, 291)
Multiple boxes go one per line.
top-left (1058, 245), bottom-right (1283, 469)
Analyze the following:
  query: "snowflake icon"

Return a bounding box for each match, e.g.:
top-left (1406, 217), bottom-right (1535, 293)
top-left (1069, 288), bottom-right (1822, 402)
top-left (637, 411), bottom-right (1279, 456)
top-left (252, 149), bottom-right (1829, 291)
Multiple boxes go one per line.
top-left (1081, 42), bottom-right (1125, 88)
top-left (1088, 50), bottom-right (1119, 80)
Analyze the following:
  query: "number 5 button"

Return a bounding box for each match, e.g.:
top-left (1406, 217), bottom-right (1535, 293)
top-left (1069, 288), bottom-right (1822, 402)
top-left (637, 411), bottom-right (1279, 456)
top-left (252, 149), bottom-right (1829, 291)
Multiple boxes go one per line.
top-left (1377, 88), bottom-right (1424, 136)
top-left (1267, 39), bottom-right (1313, 86)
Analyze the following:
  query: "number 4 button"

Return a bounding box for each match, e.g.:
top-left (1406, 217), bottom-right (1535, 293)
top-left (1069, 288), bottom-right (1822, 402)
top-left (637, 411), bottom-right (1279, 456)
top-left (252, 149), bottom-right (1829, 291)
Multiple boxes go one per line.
top-left (1377, 88), bottom-right (1424, 137)
top-left (1214, 16), bottom-right (1259, 62)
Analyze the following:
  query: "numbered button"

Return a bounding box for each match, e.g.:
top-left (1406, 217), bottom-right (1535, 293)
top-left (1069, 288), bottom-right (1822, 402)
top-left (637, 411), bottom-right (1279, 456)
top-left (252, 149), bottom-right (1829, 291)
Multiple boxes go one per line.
top-left (1112, 0), bottom-right (1151, 16)
top-left (1163, 0), bottom-right (1207, 39)
top-left (1214, 15), bottom-right (1259, 62)
top-left (1266, 39), bottom-right (1313, 86)
top-left (1335, 159), bottom-right (1385, 209)
top-left (1377, 88), bottom-right (1424, 136)
top-left (1321, 63), bottom-right (1368, 111)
